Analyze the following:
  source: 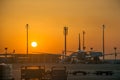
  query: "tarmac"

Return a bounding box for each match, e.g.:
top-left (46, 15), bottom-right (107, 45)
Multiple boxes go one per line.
top-left (12, 63), bottom-right (120, 80)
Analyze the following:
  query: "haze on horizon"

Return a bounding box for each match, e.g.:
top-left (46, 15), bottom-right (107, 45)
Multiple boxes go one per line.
top-left (0, 0), bottom-right (120, 59)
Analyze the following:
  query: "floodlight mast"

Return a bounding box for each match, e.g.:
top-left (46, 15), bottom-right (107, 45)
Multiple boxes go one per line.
top-left (5, 48), bottom-right (8, 58)
top-left (64, 27), bottom-right (68, 58)
top-left (102, 24), bottom-right (105, 61)
top-left (83, 31), bottom-right (85, 50)
top-left (78, 33), bottom-right (81, 51)
top-left (114, 47), bottom-right (117, 62)
top-left (26, 24), bottom-right (29, 55)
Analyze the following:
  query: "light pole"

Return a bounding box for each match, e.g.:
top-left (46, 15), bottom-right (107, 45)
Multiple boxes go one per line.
top-left (114, 47), bottom-right (117, 63)
top-left (90, 47), bottom-right (93, 51)
top-left (26, 24), bottom-right (29, 55)
top-left (102, 24), bottom-right (105, 61)
top-left (83, 31), bottom-right (85, 50)
top-left (64, 27), bottom-right (68, 58)
top-left (5, 47), bottom-right (8, 58)
top-left (78, 33), bottom-right (81, 51)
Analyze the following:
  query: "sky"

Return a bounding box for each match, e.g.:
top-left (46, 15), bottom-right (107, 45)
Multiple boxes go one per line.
top-left (0, 0), bottom-right (120, 59)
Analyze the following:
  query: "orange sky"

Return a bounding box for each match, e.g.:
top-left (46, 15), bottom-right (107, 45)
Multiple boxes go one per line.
top-left (0, 0), bottom-right (120, 59)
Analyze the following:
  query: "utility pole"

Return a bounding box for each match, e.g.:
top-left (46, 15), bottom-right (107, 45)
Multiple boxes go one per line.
top-left (26, 24), bottom-right (29, 55)
top-left (64, 27), bottom-right (68, 58)
top-left (102, 24), bottom-right (105, 61)
top-left (83, 31), bottom-right (85, 50)
top-left (78, 33), bottom-right (81, 50)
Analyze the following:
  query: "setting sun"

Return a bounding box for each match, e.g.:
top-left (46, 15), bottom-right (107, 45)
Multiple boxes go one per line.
top-left (31, 42), bottom-right (37, 47)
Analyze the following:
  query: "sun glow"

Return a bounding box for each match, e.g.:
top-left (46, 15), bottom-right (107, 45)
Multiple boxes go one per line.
top-left (31, 42), bottom-right (37, 47)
